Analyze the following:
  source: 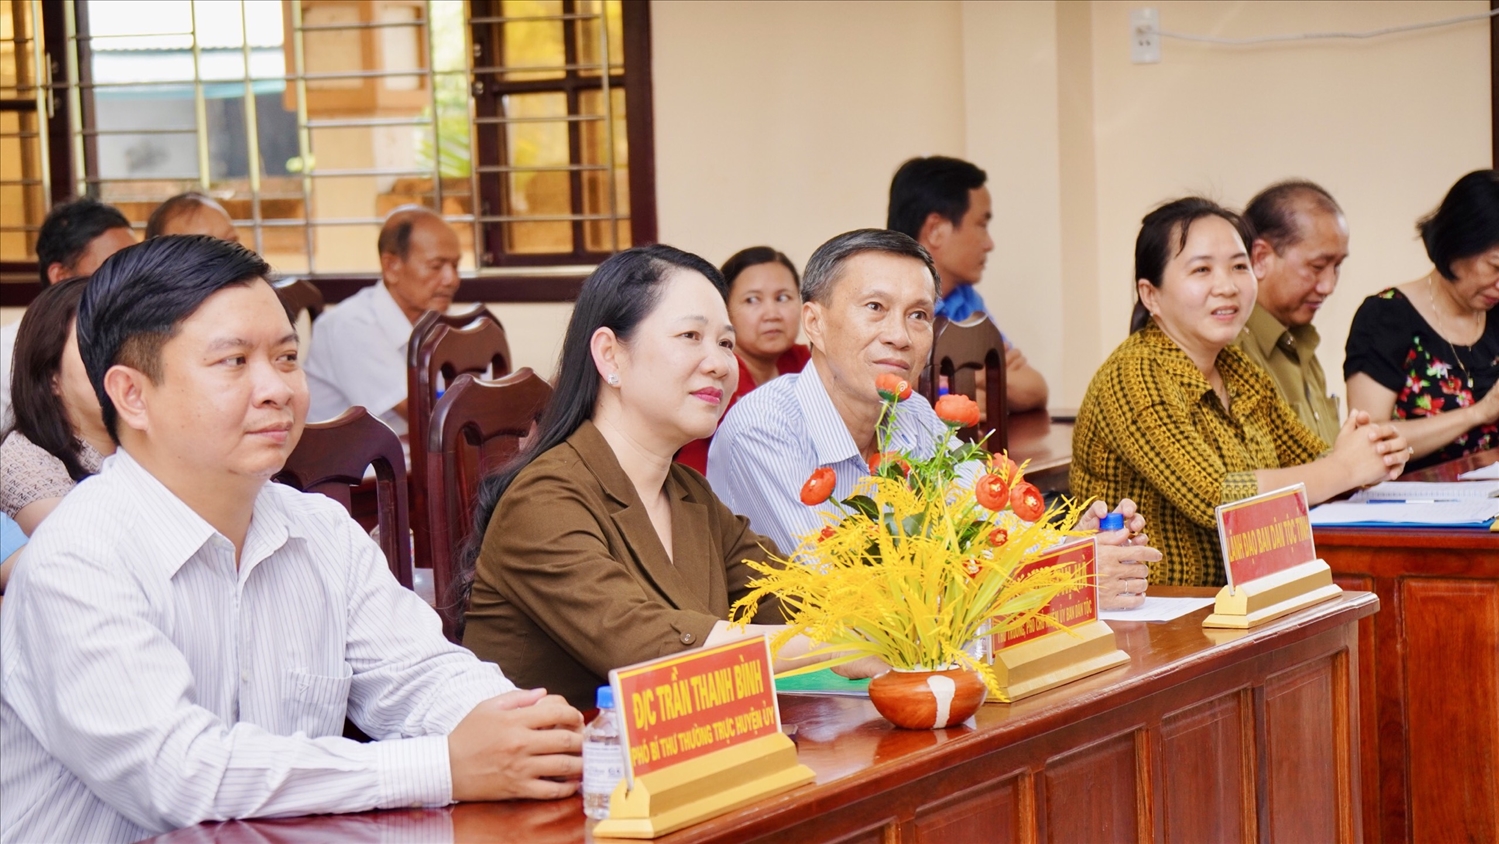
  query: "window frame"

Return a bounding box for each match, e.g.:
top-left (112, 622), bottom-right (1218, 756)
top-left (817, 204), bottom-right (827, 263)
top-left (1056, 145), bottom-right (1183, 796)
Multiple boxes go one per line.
top-left (467, 0), bottom-right (655, 269)
top-left (0, 0), bottom-right (74, 298)
top-left (0, 0), bottom-right (657, 306)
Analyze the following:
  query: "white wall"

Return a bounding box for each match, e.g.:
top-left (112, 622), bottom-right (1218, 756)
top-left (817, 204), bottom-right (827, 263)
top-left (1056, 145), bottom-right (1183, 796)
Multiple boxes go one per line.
top-left (649, 0), bottom-right (1492, 408)
top-left (651, 0), bottom-right (967, 269)
top-left (484, 302), bottom-right (573, 377)
top-left (1087, 0), bottom-right (1491, 409)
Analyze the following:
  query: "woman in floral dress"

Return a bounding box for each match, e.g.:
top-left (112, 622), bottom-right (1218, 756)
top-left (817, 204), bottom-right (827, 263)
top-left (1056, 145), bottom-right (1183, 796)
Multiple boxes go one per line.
top-left (1345, 170), bottom-right (1499, 470)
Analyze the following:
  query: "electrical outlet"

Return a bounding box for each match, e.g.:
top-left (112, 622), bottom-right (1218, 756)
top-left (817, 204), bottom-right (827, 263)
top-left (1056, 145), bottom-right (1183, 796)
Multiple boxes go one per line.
top-left (1130, 8), bottom-right (1161, 64)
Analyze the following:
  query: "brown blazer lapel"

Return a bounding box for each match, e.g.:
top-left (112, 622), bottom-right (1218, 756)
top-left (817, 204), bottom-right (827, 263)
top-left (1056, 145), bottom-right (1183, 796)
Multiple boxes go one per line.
top-left (667, 477), bottom-right (716, 614)
top-left (570, 422), bottom-right (701, 612)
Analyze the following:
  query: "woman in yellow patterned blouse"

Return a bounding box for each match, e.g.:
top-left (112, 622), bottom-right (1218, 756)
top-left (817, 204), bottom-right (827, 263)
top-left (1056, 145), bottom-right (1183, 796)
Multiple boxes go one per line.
top-left (1073, 198), bottom-right (1411, 586)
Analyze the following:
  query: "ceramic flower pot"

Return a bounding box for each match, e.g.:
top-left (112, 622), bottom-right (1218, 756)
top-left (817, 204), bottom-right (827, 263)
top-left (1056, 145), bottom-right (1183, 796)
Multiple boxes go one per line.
top-left (868, 667), bottom-right (988, 729)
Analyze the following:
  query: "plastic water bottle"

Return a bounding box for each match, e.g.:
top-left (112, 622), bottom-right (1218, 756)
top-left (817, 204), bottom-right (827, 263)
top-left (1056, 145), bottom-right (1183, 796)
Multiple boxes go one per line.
top-left (582, 685), bottom-right (623, 820)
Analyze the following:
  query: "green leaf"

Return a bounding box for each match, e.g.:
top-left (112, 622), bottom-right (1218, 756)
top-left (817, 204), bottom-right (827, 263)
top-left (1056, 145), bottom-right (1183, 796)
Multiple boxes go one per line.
top-left (842, 495), bottom-right (880, 520)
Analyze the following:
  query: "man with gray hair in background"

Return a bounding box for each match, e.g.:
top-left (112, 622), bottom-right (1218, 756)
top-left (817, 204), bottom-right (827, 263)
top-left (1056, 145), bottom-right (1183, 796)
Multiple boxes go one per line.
top-left (1236, 180), bottom-right (1350, 446)
top-left (708, 229), bottom-right (1160, 609)
top-left (304, 206), bottom-right (461, 434)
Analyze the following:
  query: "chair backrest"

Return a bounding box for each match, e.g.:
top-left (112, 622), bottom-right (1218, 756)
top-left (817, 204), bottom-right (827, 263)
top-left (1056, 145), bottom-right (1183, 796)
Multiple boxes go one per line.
top-left (922, 315), bottom-right (1009, 452)
top-left (271, 277), bottom-right (325, 325)
top-left (273, 406), bottom-right (413, 589)
top-left (424, 368), bottom-right (551, 642)
top-left (407, 306), bottom-right (512, 573)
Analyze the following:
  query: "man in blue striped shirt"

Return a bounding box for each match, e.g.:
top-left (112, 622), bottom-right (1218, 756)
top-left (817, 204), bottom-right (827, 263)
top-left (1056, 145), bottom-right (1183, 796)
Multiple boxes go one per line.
top-left (709, 229), bottom-right (958, 557)
top-left (708, 230), bottom-right (1161, 609)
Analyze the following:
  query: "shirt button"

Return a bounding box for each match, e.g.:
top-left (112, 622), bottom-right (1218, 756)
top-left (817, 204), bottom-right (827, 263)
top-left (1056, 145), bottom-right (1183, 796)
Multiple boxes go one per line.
top-left (679, 632), bottom-right (696, 645)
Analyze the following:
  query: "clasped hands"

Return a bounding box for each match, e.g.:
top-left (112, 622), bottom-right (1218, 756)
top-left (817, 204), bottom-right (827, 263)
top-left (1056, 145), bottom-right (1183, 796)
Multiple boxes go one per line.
top-left (1333, 409), bottom-right (1410, 484)
top-left (449, 688), bottom-right (584, 802)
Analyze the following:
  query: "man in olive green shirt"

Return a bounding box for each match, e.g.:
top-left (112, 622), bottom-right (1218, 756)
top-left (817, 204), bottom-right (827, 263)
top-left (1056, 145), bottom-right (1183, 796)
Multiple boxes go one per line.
top-left (1236, 181), bottom-right (1349, 446)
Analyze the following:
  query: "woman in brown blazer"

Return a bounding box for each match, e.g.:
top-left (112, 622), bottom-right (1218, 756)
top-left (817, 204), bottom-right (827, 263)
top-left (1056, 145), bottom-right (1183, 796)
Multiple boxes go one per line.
top-left (460, 245), bottom-right (874, 710)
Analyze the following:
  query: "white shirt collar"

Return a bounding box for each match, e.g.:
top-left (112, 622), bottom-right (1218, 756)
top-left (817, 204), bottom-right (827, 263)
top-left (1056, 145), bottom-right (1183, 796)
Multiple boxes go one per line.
top-left (369, 281), bottom-right (416, 351)
top-left (794, 359), bottom-right (861, 467)
top-left (108, 448), bottom-right (306, 582)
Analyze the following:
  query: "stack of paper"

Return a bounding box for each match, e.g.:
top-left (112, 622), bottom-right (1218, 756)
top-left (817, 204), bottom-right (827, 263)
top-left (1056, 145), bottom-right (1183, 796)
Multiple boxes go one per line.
top-left (1351, 481), bottom-right (1499, 502)
top-left (1309, 500), bottom-right (1499, 528)
top-left (1099, 596), bottom-right (1216, 623)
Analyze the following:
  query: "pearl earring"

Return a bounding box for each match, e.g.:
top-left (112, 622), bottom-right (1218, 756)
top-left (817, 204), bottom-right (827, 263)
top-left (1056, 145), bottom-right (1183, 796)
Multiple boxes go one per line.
top-left (607, 373), bottom-right (620, 386)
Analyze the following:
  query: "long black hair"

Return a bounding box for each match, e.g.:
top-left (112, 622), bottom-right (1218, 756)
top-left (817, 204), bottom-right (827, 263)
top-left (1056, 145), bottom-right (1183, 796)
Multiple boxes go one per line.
top-left (7, 276), bottom-right (94, 481)
top-left (455, 244), bottom-right (728, 602)
top-left (1129, 197), bottom-right (1251, 333)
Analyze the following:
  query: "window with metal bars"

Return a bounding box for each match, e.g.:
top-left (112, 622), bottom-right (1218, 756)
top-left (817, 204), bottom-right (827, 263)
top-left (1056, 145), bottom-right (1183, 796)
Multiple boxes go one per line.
top-left (0, 0), bottom-right (67, 276)
top-left (0, 0), bottom-right (653, 303)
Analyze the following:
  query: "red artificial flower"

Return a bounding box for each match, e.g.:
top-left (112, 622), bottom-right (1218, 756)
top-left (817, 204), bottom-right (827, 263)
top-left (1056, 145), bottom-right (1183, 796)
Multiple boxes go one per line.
top-left (991, 452), bottom-right (1021, 483)
top-left (934, 393), bottom-right (981, 428)
top-left (1010, 481), bottom-right (1045, 522)
top-left (819, 526), bottom-right (837, 542)
top-left (875, 372), bottom-right (913, 402)
top-left (987, 527), bottom-right (1009, 547)
top-left (974, 472), bottom-right (1010, 510)
top-left (800, 467), bottom-right (837, 506)
top-left (867, 451), bottom-right (911, 477)
top-left (963, 558), bottom-right (982, 579)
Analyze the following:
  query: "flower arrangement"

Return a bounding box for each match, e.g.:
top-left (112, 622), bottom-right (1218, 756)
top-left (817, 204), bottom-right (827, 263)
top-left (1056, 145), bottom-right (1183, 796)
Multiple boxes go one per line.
top-left (731, 373), bottom-right (1089, 699)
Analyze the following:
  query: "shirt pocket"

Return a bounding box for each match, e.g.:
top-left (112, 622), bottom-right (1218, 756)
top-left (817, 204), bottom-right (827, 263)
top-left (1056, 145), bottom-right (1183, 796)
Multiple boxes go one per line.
top-left (285, 666), bottom-right (353, 738)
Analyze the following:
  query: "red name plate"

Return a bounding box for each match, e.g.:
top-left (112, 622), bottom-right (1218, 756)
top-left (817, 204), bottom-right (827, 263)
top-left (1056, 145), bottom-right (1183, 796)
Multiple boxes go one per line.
top-left (996, 537), bottom-right (1099, 649)
top-left (609, 635), bottom-right (781, 788)
top-left (1216, 485), bottom-right (1315, 592)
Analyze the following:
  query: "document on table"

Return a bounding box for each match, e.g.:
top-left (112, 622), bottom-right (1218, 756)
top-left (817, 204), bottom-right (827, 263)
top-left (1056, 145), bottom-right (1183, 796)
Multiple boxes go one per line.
top-left (1459, 463), bottom-right (1499, 480)
top-left (1350, 480), bottom-right (1499, 502)
top-left (1100, 596), bottom-right (1216, 623)
top-left (1309, 500), bottom-right (1499, 527)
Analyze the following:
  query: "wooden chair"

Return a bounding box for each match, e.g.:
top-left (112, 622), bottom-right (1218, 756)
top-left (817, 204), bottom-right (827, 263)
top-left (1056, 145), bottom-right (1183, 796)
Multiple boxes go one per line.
top-left (407, 307), bottom-right (512, 575)
top-left (424, 368), bottom-right (551, 642)
top-left (922, 314), bottom-right (1009, 452)
top-left (273, 406), bottom-right (413, 590)
top-left (271, 277), bottom-right (325, 324)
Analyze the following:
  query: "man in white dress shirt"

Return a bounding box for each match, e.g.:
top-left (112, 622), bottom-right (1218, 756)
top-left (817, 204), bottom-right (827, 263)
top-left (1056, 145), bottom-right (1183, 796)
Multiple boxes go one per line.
top-left (0, 197), bottom-right (134, 429)
top-left (708, 229), bottom-right (1161, 610)
top-left (0, 235), bottom-right (582, 844)
top-left (303, 206), bottom-right (462, 435)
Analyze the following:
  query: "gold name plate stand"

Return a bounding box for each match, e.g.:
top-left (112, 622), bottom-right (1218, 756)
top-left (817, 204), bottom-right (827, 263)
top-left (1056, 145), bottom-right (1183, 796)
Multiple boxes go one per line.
top-left (1202, 559), bottom-right (1341, 629)
top-left (990, 619), bottom-right (1130, 703)
top-left (593, 731), bottom-right (814, 839)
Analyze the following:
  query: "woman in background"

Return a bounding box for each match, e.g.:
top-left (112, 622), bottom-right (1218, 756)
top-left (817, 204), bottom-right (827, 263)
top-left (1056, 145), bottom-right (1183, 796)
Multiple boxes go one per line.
top-left (1, 277), bottom-right (114, 534)
top-left (1072, 198), bottom-right (1409, 587)
top-left (1344, 170), bottom-right (1499, 469)
top-left (460, 245), bottom-right (875, 710)
top-left (676, 247), bottom-right (809, 473)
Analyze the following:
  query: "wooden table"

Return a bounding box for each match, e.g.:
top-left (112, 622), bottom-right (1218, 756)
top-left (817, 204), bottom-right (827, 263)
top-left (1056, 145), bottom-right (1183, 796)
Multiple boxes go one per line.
top-left (148, 588), bottom-right (1375, 844)
top-left (1316, 448), bottom-right (1499, 844)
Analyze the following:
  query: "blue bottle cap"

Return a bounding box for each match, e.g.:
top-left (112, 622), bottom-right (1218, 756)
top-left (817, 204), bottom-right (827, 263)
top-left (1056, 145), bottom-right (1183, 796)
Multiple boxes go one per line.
top-left (1099, 513), bottom-right (1125, 532)
top-left (596, 685), bottom-right (614, 709)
